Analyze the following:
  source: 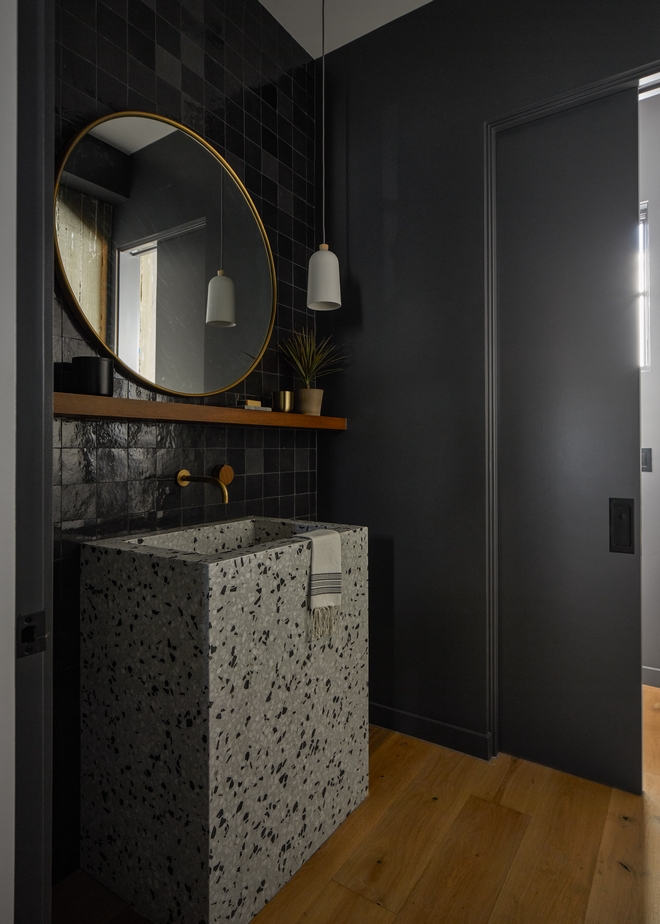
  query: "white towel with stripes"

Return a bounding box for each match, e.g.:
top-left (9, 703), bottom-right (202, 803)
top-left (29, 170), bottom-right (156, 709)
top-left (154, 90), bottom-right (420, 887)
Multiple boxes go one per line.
top-left (293, 528), bottom-right (342, 640)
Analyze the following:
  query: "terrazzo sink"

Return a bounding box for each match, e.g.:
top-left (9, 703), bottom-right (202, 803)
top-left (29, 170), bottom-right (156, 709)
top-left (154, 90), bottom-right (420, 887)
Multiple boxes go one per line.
top-left (125, 516), bottom-right (322, 556)
top-left (79, 517), bottom-right (368, 924)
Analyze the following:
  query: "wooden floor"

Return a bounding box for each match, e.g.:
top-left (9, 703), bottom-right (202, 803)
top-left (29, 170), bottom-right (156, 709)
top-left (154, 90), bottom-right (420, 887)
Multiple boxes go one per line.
top-left (53, 685), bottom-right (660, 924)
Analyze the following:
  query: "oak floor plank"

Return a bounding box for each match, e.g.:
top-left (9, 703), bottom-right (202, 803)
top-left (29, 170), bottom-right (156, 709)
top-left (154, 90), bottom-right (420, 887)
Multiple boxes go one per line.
top-left (645, 685), bottom-right (660, 777)
top-left (369, 724), bottom-right (393, 758)
top-left (584, 786), bottom-right (644, 924)
top-left (586, 686), bottom-right (660, 923)
top-left (333, 747), bottom-right (488, 912)
top-left (252, 731), bottom-right (436, 924)
top-left (394, 795), bottom-right (529, 924)
top-left (486, 769), bottom-right (611, 924)
top-left (295, 880), bottom-right (395, 924)
top-left (641, 770), bottom-right (660, 921)
top-left (472, 751), bottom-right (554, 816)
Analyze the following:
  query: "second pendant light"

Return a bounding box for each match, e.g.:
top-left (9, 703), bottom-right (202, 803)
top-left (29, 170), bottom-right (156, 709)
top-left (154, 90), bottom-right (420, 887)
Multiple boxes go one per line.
top-left (307, 0), bottom-right (341, 312)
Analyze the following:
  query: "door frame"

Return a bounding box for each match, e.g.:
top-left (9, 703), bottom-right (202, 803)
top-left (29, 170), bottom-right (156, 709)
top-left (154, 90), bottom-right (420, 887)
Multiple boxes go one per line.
top-left (484, 59), bottom-right (660, 756)
top-left (14, 0), bottom-right (54, 921)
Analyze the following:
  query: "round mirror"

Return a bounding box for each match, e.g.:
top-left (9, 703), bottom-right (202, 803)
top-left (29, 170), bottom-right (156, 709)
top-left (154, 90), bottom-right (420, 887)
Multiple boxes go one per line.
top-left (54, 112), bottom-right (276, 396)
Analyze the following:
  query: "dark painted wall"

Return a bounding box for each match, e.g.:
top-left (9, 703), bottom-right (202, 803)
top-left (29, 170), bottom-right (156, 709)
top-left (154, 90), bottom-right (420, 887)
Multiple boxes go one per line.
top-left (318, 0), bottom-right (660, 757)
top-left (52, 0), bottom-right (319, 883)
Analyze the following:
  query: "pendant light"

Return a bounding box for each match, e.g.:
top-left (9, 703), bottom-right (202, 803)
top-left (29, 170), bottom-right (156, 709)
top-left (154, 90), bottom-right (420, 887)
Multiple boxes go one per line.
top-left (206, 169), bottom-right (236, 326)
top-left (307, 0), bottom-right (341, 311)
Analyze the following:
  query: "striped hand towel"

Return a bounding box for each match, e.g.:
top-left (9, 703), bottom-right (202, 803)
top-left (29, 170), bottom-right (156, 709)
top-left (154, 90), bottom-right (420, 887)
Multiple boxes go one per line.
top-left (293, 528), bottom-right (342, 640)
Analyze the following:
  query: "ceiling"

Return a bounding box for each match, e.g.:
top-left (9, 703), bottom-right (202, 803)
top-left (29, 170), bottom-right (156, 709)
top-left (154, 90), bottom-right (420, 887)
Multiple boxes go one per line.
top-left (257, 0), bottom-right (433, 59)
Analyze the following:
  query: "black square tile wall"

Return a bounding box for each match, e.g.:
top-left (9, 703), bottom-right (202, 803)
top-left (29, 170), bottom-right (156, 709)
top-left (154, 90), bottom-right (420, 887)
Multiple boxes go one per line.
top-left (52, 0), bottom-right (321, 884)
top-left (53, 0), bottom-right (321, 537)
top-left (54, 0), bottom-right (318, 410)
top-left (53, 416), bottom-right (317, 545)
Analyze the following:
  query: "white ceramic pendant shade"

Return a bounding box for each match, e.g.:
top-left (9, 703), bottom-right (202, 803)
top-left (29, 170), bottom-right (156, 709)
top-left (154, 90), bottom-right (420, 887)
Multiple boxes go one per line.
top-left (307, 243), bottom-right (341, 311)
top-left (206, 270), bottom-right (236, 327)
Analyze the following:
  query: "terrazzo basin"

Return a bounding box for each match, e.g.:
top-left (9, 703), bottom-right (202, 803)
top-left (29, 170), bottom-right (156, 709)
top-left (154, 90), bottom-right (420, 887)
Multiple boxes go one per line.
top-left (79, 517), bottom-right (368, 924)
top-left (125, 516), bottom-right (317, 556)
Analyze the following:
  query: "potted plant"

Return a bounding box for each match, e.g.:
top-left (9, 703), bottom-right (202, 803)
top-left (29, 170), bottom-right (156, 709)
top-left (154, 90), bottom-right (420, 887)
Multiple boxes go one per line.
top-left (279, 327), bottom-right (345, 415)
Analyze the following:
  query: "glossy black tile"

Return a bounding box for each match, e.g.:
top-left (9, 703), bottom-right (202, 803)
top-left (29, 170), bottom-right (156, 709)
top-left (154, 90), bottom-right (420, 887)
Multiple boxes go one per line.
top-left (181, 63), bottom-right (203, 97)
top-left (128, 0), bottom-right (155, 37)
top-left (157, 75), bottom-right (181, 117)
top-left (279, 471), bottom-right (294, 496)
top-left (227, 447), bottom-right (245, 475)
top-left (226, 427), bottom-right (245, 448)
top-left (128, 448), bottom-right (157, 479)
top-left (156, 478), bottom-right (182, 511)
top-left (97, 2), bottom-right (127, 50)
top-left (61, 419), bottom-right (95, 449)
top-left (128, 479), bottom-right (157, 514)
top-left (97, 481), bottom-right (129, 518)
top-left (295, 470), bottom-right (309, 495)
top-left (245, 448), bottom-right (263, 475)
top-left (61, 483), bottom-right (96, 521)
top-left (61, 10), bottom-right (97, 62)
top-left (61, 0), bottom-right (96, 26)
top-left (128, 510), bottom-right (158, 532)
top-left (102, 0), bottom-right (128, 18)
top-left (97, 420), bottom-right (128, 448)
top-left (156, 44), bottom-right (181, 86)
top-left (97, 35), bottom-right (128, 81)
top-left (181, 7), bottom-right (204, 45)
top-left (156, 507), bottom-right (181, 531)
top-left (156, 447), bottom-right (183, 478)
top-left (128, 23), bottom-right (155, 68)
top-left (182, 0), bottom-right (203, 21)
top-left (128, 54), bottom-right (157, 99)
top-left (96, 448), bottom-right (129, 482)
top-left (280, 439), bottom-right (295, 472)
top-left (156, 15), bottom-right (180, 57)
top-left (181, 34), bottom-right (204, 75)
top-left (61, 448), bottom-right (96, 484)
top-left (95, 514), bottom-right (130, 537)
top-left (156, 0), bottom-right (180, 29)
top-left (61, 47), bottom-right (96, 95)
top-left (279, 494), bottom-right (294, 518)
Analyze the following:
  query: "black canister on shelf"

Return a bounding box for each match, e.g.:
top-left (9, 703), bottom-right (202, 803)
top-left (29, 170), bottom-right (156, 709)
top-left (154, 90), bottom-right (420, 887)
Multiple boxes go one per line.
top-left (72, 356), bottom-right (113, 396)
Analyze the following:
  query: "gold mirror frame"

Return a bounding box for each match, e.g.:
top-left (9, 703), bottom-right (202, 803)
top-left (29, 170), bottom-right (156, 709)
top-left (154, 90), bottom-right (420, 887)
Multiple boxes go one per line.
top-left (54, 110), bottom-right (277, 397)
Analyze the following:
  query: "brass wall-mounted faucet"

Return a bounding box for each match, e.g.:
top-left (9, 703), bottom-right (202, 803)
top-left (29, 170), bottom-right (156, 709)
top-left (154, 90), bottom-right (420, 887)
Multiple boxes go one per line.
top-left (176, 465), bottom-right (235, 504)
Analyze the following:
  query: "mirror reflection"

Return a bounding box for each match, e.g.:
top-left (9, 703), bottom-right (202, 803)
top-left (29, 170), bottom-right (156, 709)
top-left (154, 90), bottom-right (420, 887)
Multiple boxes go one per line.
top-left (55, 113), bottom-right (275, 395)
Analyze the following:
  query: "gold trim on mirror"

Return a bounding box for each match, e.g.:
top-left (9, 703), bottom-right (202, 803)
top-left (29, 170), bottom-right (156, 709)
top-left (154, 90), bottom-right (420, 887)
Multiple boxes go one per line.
top-left (54, 110), bottom-right (277, 398)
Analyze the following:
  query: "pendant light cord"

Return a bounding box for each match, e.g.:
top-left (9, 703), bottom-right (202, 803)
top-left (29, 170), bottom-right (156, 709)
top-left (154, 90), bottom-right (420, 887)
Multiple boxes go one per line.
top-left (321, 0), bottom-right (326, 245)
top-left (220, 168), bottom-right (224, 269)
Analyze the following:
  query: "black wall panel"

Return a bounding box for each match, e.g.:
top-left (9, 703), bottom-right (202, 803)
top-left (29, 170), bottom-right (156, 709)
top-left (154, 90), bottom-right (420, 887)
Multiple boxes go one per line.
top-left (319, 0), bottom-right (660, 758)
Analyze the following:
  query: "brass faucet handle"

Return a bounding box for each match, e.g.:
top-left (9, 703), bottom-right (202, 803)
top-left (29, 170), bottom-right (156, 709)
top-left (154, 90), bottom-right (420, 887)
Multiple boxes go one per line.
top-left (214, 464), bottom-right (235, 486)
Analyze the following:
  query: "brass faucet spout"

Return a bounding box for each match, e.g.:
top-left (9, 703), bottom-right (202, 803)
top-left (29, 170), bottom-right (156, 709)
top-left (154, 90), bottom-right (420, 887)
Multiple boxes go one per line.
top-left (176, 465), bottom-right (234, 504)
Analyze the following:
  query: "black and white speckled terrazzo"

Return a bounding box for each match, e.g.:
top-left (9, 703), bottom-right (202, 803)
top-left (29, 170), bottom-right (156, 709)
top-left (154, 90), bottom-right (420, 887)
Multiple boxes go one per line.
top-left (79, 518), bottom-right (368, 924)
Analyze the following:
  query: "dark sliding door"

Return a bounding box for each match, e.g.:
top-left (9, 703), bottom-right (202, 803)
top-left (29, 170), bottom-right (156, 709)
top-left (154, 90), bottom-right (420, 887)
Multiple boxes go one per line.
top-left (497, 88), bottom-right (641, 792)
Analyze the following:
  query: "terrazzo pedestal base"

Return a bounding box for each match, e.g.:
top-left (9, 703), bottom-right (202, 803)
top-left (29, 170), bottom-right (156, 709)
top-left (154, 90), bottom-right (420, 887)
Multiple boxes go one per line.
top-left (79, 518), bottom-right (368, 924)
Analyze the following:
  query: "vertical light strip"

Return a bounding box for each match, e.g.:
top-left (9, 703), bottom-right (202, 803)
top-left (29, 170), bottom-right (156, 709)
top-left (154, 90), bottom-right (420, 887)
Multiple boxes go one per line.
top-left (640, 201), bottom-right (650, 370)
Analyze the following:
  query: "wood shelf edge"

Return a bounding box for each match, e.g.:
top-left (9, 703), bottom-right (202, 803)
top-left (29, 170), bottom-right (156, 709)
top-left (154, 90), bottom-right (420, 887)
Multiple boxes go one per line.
top-left (53, 393), bottom-right (347, 431)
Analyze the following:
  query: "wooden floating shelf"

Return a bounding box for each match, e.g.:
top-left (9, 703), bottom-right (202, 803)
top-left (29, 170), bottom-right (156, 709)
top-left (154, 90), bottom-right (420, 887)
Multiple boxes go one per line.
top-left (53, 393), bottom-right (347, 431)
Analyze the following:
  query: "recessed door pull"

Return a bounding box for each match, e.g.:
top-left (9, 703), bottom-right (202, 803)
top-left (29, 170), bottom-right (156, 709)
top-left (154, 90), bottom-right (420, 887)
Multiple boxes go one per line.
top-left (609, 498), bottom-right (634, 554)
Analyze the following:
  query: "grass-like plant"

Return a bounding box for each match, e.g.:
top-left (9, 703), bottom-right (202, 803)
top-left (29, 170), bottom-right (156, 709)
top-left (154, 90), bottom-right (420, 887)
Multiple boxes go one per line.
top-left (279, 327), bottom-right (346, 389)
